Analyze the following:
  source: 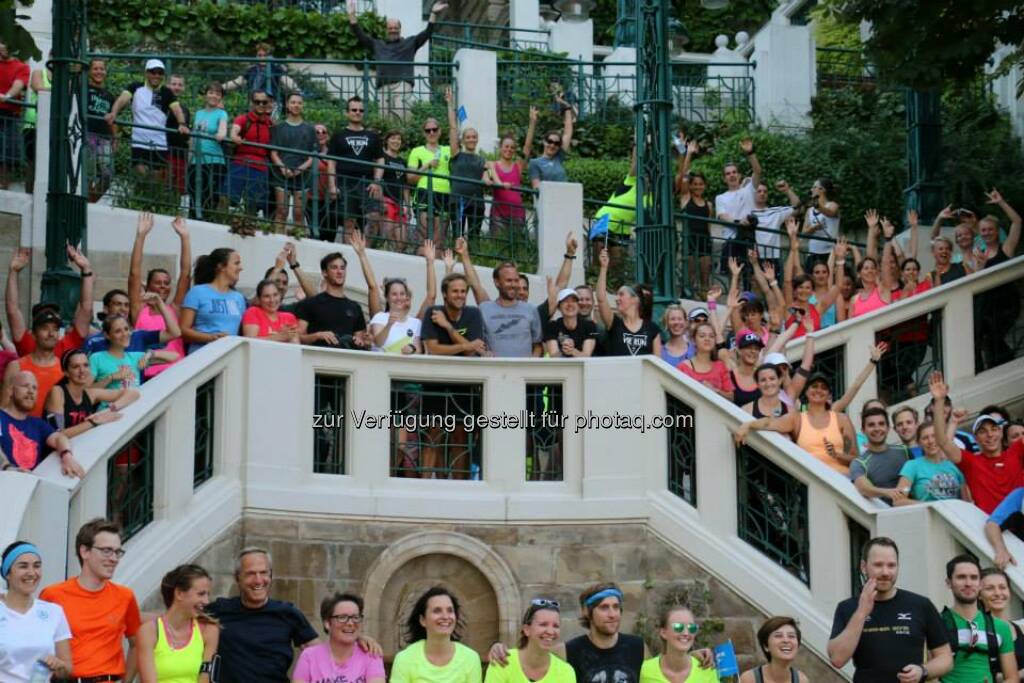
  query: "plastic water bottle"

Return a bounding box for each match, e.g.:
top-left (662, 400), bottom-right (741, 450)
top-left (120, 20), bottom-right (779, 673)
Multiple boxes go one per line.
top-left (470, 463), bottom-right (481, 481)
top-left (28, 661), bottom-right (50, 683)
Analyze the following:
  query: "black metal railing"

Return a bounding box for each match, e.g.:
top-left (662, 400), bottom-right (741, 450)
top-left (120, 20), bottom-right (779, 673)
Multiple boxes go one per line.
top-left (973, 272), bottom-right (1024, 373)
top-left (875, 309), bottom-right (942, 405)
top-left (193, 377), bottom-right (216, 487)
top-left (389, 380), bottom-right (483, 479)
top-left (526, 383), bottom-right (563, 481)
top-left (107, 422), bottom-right (156, 541)
top-left (313, 373), bottom-right (346, 474)
top-left (666, 393), bottom-right (696, 505)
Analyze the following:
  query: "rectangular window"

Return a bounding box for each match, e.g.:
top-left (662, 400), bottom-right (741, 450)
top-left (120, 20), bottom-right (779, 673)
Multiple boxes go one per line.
top-left (875, 309), bottom-right (942, 405)
top-left (389, 381), bottom-right (483, 480)
top-left (193, 377), bottom-right (216, 487)
top-left (526, 383), bottom-right (563, 481)
top-left (107, 423), bottom-right (156, 541)
top-left (666, 394), bottom-right (696, 505)
top-left (313, 374), bottom-right (346, 475)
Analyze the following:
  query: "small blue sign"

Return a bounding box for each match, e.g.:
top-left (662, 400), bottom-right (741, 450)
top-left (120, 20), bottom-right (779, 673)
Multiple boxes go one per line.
top-left (589, 214), bottom-right (610, 240)
top-left (714, 641), bottom-right (740, 677)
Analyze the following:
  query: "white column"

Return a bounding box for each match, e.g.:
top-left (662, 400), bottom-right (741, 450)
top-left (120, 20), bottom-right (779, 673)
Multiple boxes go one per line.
top-left (602, 46), bottom-right (636, 106)
top-left (751, 20), bottom-right (814, 128)
top-left (548, 18), bottom-right (594, 66)
top-left (509, 0), bottom-right (539, 32)
top-left (454, 49), bottom-right (498, 153)
top-left (536, 181), bottom-right (584, 284)
top-left (30, 91), bottom-right (50, 250)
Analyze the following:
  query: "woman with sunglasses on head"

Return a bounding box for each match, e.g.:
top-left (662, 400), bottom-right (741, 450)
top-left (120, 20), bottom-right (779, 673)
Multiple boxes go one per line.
top-left (292, 593), bottom-right (384, 683)
top-left (979, 568), bottom-right (1024, 679)
top-left (137, 564), bottom-right (219, 683)
top-left (595, 248), bottom-right (661, 357)
top-left (391, 586), bottom-right (481, 683)
top-left (484, 599), bottom-right (574, 683)
top-left (0, 541), bottom-right (73, 682)
top-left (640, 605), bottom-right (717, 683)
top-left (739, 616), bottom-right (807, 683)
top-left (45, 349), bottom-right (139, 438)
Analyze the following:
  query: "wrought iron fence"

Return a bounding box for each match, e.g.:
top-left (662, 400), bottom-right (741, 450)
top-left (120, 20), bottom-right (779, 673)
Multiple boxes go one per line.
top-left (875, 309), bottom-right (943, 405)
top-left (0, 104), bottom-right (36, 192)
top-left (314, 373), bottom-right (346, 474)
top-left (107, 422), bottom-right (156, 541)
top-left (170, 0), bottom-right (375, 10)
top-left (666, 393), bottom-right (696, 505)
top-left (389, 380), bottom-right (483, 479)
top-left (431, 21), bottom-right (551, 54)
top-left (194, 377), bottom-right (217, 487)
top-left (816, 47), bottom-right (876, 90)
top-left (736, 444), bottom-right (810, 585)
top-left (526, 383), bottom-right (563, 481)
top-left (973, 272), bottom-right (1024, 373)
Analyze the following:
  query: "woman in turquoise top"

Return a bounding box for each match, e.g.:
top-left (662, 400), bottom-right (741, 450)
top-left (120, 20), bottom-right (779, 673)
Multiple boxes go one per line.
top-left (391, 586), bottom-right (481, 683)
top-left (188, 81), bottom-right (229, 217)
top-left (895, 421), bottom-right (971, 504)
top-left (484, 599), bottom-right (575, 683)
top-left (90, 304), bottom-right (180, 391)
top-left (640, 605), bottom-right (718, 683)
top-left (138, 564), bottom-right (219, 683)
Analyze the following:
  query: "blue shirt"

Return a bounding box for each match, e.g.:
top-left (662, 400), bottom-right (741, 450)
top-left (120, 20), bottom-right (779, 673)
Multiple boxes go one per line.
top-left (989, 487), bottom-right (1024, 527)
top-left (83, 329), bottom-right (161, 355)
top-left (898, 457), bottom-right (964, 501)
top-left (182, 285), bottom-right (247, 353)
top-left (0, 410), bottom-right (55, 470)
top-left (528, 152), bottom-right (567, 184)
top-left (192, 108), bottom-right (229, 164)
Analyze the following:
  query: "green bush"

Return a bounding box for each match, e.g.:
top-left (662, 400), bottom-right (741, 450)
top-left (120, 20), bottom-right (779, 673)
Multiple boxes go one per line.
top-left (565, 158), bottom-right (632, 214)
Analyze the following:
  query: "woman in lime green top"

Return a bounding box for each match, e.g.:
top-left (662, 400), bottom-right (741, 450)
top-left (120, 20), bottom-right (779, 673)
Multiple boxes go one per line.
top-left (406, 117), bottom-right (452, 250)
top-left (391, 586), bottom-right (482, 683)
top-left (485, 599), bottom-right (576, 683)
top-left (137, 564), bottom-right (219, 683)
top-left (640, 606), bottom-right (718, 683)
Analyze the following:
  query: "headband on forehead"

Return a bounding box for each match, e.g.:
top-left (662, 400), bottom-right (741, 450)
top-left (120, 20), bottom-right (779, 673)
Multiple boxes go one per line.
top-left (2, 542), bottom-right (41, 579)
top-left (584, 588), bottom-right (623, 607)
top-left (619, 285), bottom-right (637, 298)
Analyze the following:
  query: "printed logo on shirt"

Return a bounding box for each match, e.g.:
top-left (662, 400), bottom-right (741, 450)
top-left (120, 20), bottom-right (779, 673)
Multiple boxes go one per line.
top-left (622, 332), bottom-right (649, 356)
top-left (897, 613), bottom-right (912, 620)
top-left (348, 136), bottom-right (369, 156)
top-left (36, 607), bottom-right (49, 620)
top-left (8, 424), bottom-right (40, 469)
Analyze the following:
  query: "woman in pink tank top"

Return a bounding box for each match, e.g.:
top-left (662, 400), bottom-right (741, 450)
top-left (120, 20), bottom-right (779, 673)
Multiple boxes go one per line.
top-left (128, 213), bottom-right (190, 379)
top-left (848, 256), bottom-right (894, 318)
top-left (487, 120), bottom-right (534, 238)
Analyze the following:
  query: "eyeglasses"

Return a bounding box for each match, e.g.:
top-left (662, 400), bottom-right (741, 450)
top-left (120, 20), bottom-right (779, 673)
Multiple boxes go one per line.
top-left (531, 598), bottom-right (560, 610)
top-left (316, 130), bottom-right (328, 135)
top-left (328, 614), bottom-right (362, 624)
top-left (545, 138), bottom-right (561, 146)
top-left (424, 127), bottom-right (440, 133)
top-left (92, 546), bottom-right (126, 559)
top-left (253, 99), bottom-right (270, 105)
top-left (671, 622), bottom-right (699, 634)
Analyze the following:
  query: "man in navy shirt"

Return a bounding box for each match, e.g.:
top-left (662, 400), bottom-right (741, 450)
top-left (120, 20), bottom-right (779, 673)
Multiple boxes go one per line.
top-left (0, 371), bottom-right (83, 476)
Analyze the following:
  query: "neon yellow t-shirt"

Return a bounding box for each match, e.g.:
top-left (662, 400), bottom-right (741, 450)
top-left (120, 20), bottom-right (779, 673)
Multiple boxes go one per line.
top-left (594, 176), bottom-right (643, 236)
top-left (639, 656), bottom-right (719, 683)
top-left (484, 649), bottom-right (576, 683)
top-left (391, 640), bottom-right (482, 683)
top-left (407, 145), bottom-right (452, 193)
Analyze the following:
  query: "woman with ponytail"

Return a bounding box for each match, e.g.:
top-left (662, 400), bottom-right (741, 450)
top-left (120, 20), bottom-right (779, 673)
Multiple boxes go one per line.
top-left (137, 564), bottom-right (219, 683)
top-left (595, 248), bottom-right (661, 357)
top-left (180, 249), bottom-right (246, 353)
top-left (45, 349), bottom-right (139, 438)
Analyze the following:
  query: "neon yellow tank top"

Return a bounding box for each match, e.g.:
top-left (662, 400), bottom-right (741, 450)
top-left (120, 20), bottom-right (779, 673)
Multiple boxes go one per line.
top-left (24, 68), bottom-right (51, 128)
top-left (154, 617), bottom-right (204, 683)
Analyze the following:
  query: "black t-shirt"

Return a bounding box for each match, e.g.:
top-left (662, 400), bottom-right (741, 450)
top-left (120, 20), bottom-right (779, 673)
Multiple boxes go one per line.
top-left (327, 127), bottom-right (383, 180)
top-left (604, 317), bottom-right (660, 357)
top-left (295, 292), bottom-right (368, 347)
top-left (449, 151), bottom-right (487, 198)
top-left (86, 85), bottom-right (116, 136)
top-left (933, 262), bottom-right (967, 285)
top-left (544, 317), bottom-right (598, 353)
top-left (166, 102), bottom-right (191, 152)
top-left (382, 154), bottom-right (407, 203)
top-left (829, 589), bottom-right (947, 683)
top-left (420, 305), bottom-right (484, 352)
top-left (565, 633), bottom-right (645, 683)
top-left (206, 597), bottom-right (317, 683)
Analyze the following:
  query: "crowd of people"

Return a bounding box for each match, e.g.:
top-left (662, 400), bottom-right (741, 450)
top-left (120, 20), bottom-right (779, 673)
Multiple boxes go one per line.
top-left (4, 525), bottom-right (1023, 683)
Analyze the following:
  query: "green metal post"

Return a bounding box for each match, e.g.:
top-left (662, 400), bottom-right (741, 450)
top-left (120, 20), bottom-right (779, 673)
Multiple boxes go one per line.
top-left (633, 0), bottom-right (676, 310)
top-left (903, 88), bottom-right (944, 224)
top-left (42, 0), bottom-right (88, 319)
top-left (615, 0), bottom-right (636, 48)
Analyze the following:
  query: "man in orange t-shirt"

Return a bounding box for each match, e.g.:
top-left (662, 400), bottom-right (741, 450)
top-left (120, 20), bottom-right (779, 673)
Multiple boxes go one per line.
top-left (4, 310), bottom-right (64, 416)
top-left (40, 518), bottom-right (141, 681)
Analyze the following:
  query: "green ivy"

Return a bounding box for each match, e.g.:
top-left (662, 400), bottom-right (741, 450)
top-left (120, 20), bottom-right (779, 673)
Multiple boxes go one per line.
top-left (87, 0), bottom-right (384, 60)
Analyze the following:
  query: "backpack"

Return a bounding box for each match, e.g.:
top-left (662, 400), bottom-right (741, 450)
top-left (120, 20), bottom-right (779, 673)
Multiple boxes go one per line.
top-left (941, 607), bottom-right (1001, 681)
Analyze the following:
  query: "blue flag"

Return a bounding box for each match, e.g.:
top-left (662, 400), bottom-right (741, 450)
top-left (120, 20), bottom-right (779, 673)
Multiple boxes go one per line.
top-left (714, 641), bottom-right (740, 677)
top-left (457, 105), bottom-right (468, 124)
top-left (589, 214), bottom-right (610, 240)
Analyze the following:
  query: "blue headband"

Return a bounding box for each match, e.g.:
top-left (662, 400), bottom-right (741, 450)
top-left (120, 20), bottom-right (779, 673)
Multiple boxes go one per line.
top-left (2, 543), bottom-right (40, 579)
top-left (584, 588), bottom-right (623, 607)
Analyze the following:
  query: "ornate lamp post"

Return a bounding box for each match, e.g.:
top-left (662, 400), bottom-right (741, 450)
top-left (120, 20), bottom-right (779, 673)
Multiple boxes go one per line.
top-left (41, 0), bottom-right (88, 318)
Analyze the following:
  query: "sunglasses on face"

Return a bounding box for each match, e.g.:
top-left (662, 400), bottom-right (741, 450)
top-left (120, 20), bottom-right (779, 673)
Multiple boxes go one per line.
top-left (671, 622), bottom-right (699, 634)
top-left (349, 108), bottom-right (364, 113)
top-left (253, 99), bottom-right (270, 105)
top-left (546, 138), bottom-right (561, 146)
top-left (424, 127), bottom-right (440, 133)
top-left (148, 69), bottom-right (165, 75)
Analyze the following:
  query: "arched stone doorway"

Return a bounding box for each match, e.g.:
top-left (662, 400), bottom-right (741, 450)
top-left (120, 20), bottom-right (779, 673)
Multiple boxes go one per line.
top-left (362, 531), bottom-right (521, 658)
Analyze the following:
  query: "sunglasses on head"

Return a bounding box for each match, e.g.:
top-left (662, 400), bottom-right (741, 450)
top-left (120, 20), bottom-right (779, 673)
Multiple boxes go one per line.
top-left (424, 127), bottom-right (440, 133)
top-left (671, 622), bottom-right (699, 634)
top-left (531, 598), bottom-right (560, 610)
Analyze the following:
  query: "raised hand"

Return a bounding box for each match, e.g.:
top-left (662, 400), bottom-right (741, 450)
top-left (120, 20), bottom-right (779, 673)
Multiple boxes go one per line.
top-left (171, 215), bottom-right (188, 236)
top-left (598, 248), bottom-right (609, 268)
top-left (9, 247), bottom-right (30, 273)
top-left (706, 283), bottom-right (723, 301)
top-left (137, 211), bottom-right (155, 236)
top-left (686, 139), bottom-right (699, 156)
top-left (423, 238), bottom-right (436, 260)
top-left (834, 236), bottom-right (849, 259)
top-left (66, 243), bottom-right (91, 272)
top-left (928, 371), bottom-right (948, 401)
top-left (728, 256), bottom-right (743, 277)
top-left (529, 106), bottom-right (538, 124)
top-left (938, 204), bottom-right (955, 220)
top-left (431, 1), bottom-right (448, 13)
top-left (774, 179), bottom-right (790, 192)
top-left (864, 209), bottom-right (879, 232)
top-left (442, 249), bottom-right (455, 271)
top-left (444, 86), bottom-right (453, 106)
top-left (739, 138), bottom-right (754, 155)
top-left (986, 188), bottom-right (1004, 204)
top-left (869, 342), bottom-right (887, 363)
top-left (785, 215), bottom-right (799, 239)
top-left (762, 261), bottom-right (777, 282)
top-left (350, 229), bottom-right (366, 254)
top-left (565, 231), bottom-right (578, 256)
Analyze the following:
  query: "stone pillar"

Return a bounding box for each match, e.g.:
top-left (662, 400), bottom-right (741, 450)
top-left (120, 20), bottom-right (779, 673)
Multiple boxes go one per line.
top-left (536, 181), bottom-right (584, 284)
top-left (548, 18), bottom-right (594, 66)
top-left (509, 0), bottom-right (539, 32)
top-left (750, 19), bottom-right (814, 128)
top-left (454, 49), bottom-right (498, 153)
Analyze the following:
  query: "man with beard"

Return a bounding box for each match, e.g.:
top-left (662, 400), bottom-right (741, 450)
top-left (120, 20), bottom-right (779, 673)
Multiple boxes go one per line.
top-left (850, 407), bottom-right (911, 505)
top-left (829, 537), bottom-right (951, 682)
top-left (420, 273), bottom-right (485, 357)
top-left (5, 311), bottom-right (67, 418)
top-left (940, 553), bottom-right (1017, 683)
top-left (0, 371), bottom-right (82, 475)
top-left (296, 252), bottom-right (370, 349)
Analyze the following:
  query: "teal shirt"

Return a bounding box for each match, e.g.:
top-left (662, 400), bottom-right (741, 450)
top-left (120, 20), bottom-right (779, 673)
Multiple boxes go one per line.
top-left (90, 350), bottom-right (145, 391)
top-left (191, 108), bottom-right (228, 165)
top-left (899, 457), bottom-right (964, 501)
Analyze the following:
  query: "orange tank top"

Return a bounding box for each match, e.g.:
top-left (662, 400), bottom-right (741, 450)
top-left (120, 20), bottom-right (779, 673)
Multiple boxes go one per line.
top-left (797, 410), bottom-right (848, 475)
top-left (18, 354), bottom-right (63, 417)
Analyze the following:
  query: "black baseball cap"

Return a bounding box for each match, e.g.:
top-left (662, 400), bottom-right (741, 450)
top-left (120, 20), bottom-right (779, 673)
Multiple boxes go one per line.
top-left (806, 372), bottom-right (832, 389)
top-left (31, 301), bottom-right (60, 318)
top-left (737, 331), bottom-right (765, 349)
top-left (31, 310), bottom-right (62, 330)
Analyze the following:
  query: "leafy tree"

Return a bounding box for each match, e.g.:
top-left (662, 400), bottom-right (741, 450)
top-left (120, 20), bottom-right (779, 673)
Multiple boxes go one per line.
top-left (1, 0), bottom-right (41, 62)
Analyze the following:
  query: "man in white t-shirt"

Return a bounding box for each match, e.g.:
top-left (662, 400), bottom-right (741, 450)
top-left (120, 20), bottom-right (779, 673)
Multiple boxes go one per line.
top-left (714, 138), bottom-right (762, 278)
top-left (751, 179), bottom-right (802, 273)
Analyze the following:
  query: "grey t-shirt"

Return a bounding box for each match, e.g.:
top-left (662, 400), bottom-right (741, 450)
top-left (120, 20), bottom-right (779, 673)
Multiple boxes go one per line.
top-left (850, 445), bottom-right (910, 502)
top-left (528, 152), bottom-right (567, 183)
top-left (449, 151), bottom-right (486, 198)
top-left (270, 120), bottom-right (317, 169)
top-left (480, 300), bottom-right (542, 358)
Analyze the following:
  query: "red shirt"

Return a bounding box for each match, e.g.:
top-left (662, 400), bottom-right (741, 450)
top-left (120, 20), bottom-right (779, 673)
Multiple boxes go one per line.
top-left (241, 306), bottom-right (297, 338)
top-left (956, 440), bottom-right (1024, 514)
top-left (232, 112), bottom-right (272, 170)
top-left (786, 305), bottom-right (821, 340)
top-left (0, 58), bottom-right (30, 113)
top-left (15, 326), bottom-right (85, 358)
top-left (677, 359), bottom-right (734, 393)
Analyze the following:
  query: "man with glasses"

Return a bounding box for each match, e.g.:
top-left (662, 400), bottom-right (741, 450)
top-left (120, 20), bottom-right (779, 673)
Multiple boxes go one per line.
top-left (940, 553), bottom-right (1017, 683)
top-left (107, 58), bottom-right (188, 182)
top-left (228, 88), bottom-right (274, 217)
top-left (41, 518), bottom-right (142, 682)
top-left (528, 95), bottom-right (575, 189)
top-left (327, 95), bottom-right (385, 244)
top-left (347, 0), bottom-right (449, 122)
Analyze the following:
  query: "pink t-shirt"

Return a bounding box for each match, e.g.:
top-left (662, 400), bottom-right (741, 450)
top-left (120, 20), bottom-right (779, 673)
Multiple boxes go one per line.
top-left (241, 306), bottom-right (298, 338)
top-left (677, 359), bottom-right (734, 393)
top-left (136, 304), bottom-right (185, 379)
top-left (292, 643), bottom-right (385, 683)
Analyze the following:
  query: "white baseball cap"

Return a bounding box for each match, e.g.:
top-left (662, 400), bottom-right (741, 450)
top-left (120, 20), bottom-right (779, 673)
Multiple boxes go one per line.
top-left (557, 288), bottom-right (579, 304)
top-left (763, 352), bottom-right (789, 367)
top-left (145, 58), bottom-right (166, 72)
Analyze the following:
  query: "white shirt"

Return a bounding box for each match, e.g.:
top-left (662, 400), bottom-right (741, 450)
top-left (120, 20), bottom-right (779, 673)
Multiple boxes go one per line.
top-left (129, 83), bottom-right (173, 150)
top-left (369, 311), bottom-right (421, 353)
top-left (714, 179), bottom-right (756, 241)
top-left (0, 599), bottom-right (72, 682)
top-left (805, 205), bottom-right (841, 254)
top-left (751, 205), bottom-right (795, 259)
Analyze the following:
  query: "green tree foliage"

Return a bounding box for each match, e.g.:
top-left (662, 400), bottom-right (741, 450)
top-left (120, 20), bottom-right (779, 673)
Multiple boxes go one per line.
top-left (590, 0), bottom-right (773, 52)
top-left (1, 0), bottom-right (41, 62)
top-left (821, 0), bottom-right (1024, 90)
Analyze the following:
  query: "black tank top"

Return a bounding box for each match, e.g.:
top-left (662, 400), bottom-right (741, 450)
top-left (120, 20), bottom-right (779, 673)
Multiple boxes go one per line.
top-left (752, 398), bottom-right (789, 420)
top-left (683, 198), bottom-right (711, 235)
top-left (753, 666), bottom-right (799, 683)
top-left (62, 384), bottom-right (95, 427)
top-left (731, 370), bottom-right (761, 407)
top-left (1013, 621), bottom-right (1024, 672)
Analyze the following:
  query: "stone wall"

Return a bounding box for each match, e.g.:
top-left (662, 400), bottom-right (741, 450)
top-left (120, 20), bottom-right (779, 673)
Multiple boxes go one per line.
top-left (169, 514), bottom-right (844, 682)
